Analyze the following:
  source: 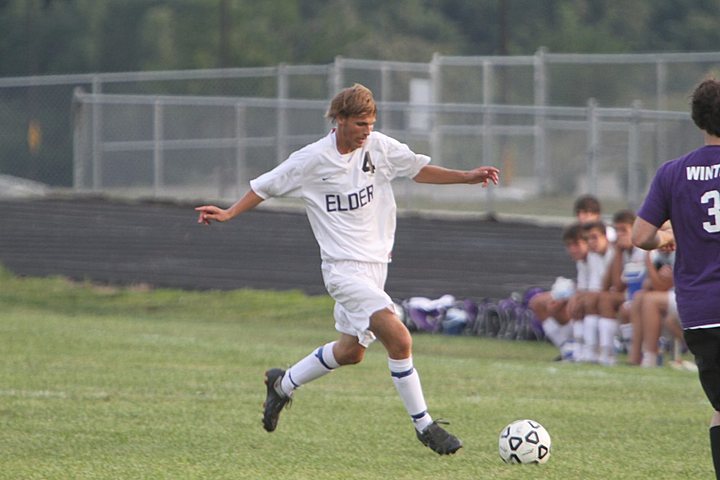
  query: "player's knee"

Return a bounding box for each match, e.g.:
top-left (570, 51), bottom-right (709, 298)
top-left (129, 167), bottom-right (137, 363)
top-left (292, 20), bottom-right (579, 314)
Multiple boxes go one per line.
top-left (370, 308), bottom-right (413, 358)
top-left (387, 332), bottom-right (412, 359)
top-left (399, 333), bottom-right (413, 353)
top-left (597, 294), bottom-right (614, 316)
top-left (529, 292), bottom-right (549, 314)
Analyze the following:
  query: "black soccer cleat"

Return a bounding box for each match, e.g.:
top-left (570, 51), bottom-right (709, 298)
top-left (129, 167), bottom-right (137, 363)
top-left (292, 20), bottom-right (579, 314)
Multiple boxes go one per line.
top-left (262, 368), bottom-right (291, 432)
top-left (416, 420), bottom-right (463, 455)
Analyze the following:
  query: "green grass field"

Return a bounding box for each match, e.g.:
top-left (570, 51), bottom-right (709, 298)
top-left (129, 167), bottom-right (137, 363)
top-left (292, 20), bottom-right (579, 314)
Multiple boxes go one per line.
top-left (0, 267), bottom-right (712, 479)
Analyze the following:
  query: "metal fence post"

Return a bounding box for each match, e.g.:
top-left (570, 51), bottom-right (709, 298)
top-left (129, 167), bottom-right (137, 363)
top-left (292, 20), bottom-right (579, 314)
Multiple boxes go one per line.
top-left (430, 52), bottom-right (441, 103)
top-left (152, 99), bottom-right (164, 197)
top-left (482, 59), bottom-right (496, 212)
top-left (332, 56), bottom-right (344, 93)
top-left (276, 64), bottom-right (288, 165)
top-left (429, 53), bottom-right (441, 165)
top-left (71, 87), bottom-right (86, 189)
top-left (655, 59), bottom-right (668, 172)
top-left (586, 98), bottom-right (599, 196)
top-left (379, 62), bottom-right (391, 131)
top-left (91, 75), bottom-right (103, 190)
top-left (534, 47), bottom-right (548, 194)
top-left (235, 102), bottom-right (246, 197)
top-left (628, 100), bottom-right (642, 208)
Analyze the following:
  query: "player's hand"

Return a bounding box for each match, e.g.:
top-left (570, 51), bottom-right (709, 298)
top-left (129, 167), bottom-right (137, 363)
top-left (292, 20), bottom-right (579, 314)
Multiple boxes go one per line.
top-left (468, 166), bottom-right (500, 187)
top-left (658, 264), bottom-right (673, 281)
top-left (657, 221), bottom-right (675, 250)
top-left (195, 205), bottom-right (229, 225)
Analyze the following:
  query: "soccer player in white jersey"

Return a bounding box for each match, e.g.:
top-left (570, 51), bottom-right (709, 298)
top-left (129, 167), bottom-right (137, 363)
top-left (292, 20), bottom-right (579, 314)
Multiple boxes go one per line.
top-left (595, 210), bottom-right (645, 365)
top-left (573, 221), bottom-right (614, 363)
top-left (527, 223), bottom-right (588, 359)
top-left (195, 84), bottom-right (499, 455)
top-left (573, 194), bottom-right (617, 243)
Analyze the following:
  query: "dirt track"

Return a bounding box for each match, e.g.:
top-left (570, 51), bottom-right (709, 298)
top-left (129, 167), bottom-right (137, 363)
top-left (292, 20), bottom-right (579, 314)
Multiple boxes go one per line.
top-left (0, 197), bottom-right (574, 301)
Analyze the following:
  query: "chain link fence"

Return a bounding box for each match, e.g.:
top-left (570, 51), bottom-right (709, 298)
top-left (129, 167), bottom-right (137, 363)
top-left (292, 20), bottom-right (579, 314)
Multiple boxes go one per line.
top-left (2, 50), bottom-right (717, 217)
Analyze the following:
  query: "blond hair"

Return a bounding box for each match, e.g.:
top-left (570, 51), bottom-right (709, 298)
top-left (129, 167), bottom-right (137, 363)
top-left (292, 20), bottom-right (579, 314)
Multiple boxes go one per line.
top-left (325, 83), bottom-right (377, 122)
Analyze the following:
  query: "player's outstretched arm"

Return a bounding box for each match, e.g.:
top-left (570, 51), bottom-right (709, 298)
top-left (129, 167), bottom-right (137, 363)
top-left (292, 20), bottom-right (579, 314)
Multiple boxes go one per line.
top-left (196, 189), bottom-right (265, 225)
top-left (413, 165), bottom-right (500, 186)
top-left (632, 217), bottom-right (675, 251)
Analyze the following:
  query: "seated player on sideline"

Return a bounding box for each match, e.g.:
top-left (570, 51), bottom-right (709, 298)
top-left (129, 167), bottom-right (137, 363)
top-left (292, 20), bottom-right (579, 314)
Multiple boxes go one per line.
top-left (594, 210), bottom-right (645, 365)
top-left (627, 240), bottom-right (675, 366)
top-left (573, 221), bottom-right (614, 363)
top-left (528, 223), bottom-right (590, 359)
top-left (573, 193), bottom-right (617, 243)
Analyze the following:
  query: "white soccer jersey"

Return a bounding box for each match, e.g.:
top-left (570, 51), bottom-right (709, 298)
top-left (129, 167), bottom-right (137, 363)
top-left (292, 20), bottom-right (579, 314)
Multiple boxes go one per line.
top-left (586, 248), bottom-right (614, 291)
top-left (575, 258), bottom-right (590, 291)
top-left (250, 130), bottom-right (430, 263)
top-left (622, 247), bottom-right (646, 268)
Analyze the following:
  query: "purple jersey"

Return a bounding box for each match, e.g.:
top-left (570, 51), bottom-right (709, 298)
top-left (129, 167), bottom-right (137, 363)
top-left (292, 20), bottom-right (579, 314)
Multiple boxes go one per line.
top-left (637, 145), bottom-right (720, 329)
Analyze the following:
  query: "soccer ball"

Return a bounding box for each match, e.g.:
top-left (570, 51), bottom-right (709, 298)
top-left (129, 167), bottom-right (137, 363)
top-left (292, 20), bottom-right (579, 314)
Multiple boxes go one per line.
top-left (498, 419), bottom-right (551, 464)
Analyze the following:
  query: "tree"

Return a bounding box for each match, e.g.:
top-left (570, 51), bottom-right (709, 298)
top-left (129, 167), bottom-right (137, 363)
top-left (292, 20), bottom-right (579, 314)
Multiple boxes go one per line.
top-left (2, 0), bottom-right (720, 76)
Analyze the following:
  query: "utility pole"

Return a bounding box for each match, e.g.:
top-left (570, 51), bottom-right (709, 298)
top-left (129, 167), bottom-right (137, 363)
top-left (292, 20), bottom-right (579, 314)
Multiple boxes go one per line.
top-left (497, 0), bottom-right (514, 185)
top-left (219, 0), bottom-right (230, 68)
top-left (498, 0), bottom-right (509, 57)
top-left (25, 0), bottom-right (42, 180)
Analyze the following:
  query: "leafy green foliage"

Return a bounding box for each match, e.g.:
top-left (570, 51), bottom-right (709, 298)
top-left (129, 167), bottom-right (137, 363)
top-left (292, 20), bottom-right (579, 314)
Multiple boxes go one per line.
top-left (1, 0), bottom-right (720, 76)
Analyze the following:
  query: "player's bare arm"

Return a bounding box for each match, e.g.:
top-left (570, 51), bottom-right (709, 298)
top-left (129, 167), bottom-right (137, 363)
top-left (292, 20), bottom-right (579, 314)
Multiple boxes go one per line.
top-left (632, 217), bottom-right (675, 251)
top-left (196, 189), bottom-right (264, 225)
top-left (412, 165), bottom-right (500, 186)
top-left (607, 243), bottom-right (626, 292)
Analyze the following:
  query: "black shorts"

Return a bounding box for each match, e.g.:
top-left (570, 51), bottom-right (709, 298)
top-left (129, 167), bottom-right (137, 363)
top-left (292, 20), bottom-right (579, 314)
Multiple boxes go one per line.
top-left (684, 327), bottom-right (720, 411)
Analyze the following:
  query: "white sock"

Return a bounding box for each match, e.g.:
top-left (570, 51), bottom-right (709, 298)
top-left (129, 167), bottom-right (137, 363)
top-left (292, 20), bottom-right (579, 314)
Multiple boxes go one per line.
top-left (572, 319), bottom-right (585, 344)
top-left (641, 351), bottom-right (658, 368)
top-left (619, 323), bottom-right (633, 345)
top-left (281, 341), bottom-right (339, 397)
top-left (388, 357), bottom-right (432, 432)
top-left (543, 317), bottom-right (573, 348)
top-left (582, 315), bottom-right (600, 362)
top-left (569, 319), bottom-right (584, 361)
top-left (598, 317), bottom-right (618, 365)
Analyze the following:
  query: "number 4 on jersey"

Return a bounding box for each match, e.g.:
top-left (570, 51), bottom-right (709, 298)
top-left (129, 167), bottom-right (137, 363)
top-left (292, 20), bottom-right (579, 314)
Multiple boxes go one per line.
top-left (362, 152), bottom-right (376, 174)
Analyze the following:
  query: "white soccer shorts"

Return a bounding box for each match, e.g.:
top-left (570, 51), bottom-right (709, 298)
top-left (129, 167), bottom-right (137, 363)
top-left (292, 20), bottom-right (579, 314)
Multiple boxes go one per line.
top-left (321, 260), bottom-right (394, 347)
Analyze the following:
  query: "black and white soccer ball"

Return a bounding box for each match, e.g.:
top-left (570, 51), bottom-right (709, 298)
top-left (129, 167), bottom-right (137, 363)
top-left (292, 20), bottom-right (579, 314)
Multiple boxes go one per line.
top-left (498, 419), bottom-right (551, 464)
